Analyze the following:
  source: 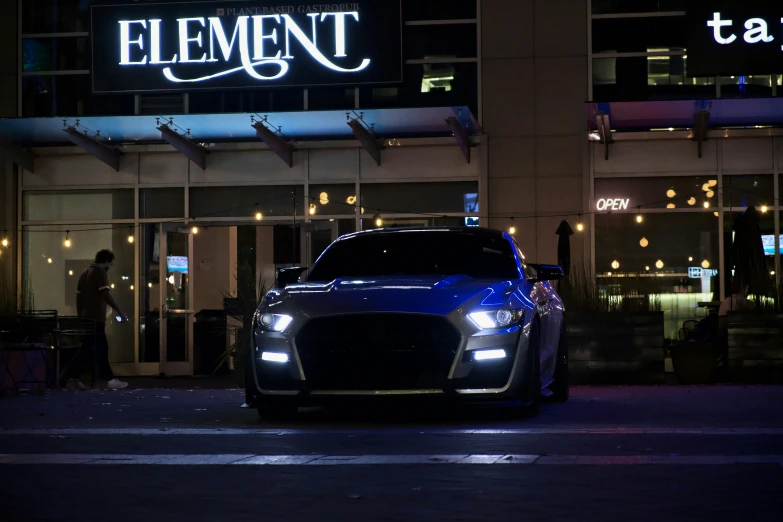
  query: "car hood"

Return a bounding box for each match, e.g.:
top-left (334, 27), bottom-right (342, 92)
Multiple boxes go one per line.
top-left (264, 275), bottom-right (517, 316)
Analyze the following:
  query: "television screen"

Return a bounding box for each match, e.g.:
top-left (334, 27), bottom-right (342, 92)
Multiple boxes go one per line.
top-left (167, 256), bottom-right (188, 273)
top-left (761, 235), bottom-right (782, 256)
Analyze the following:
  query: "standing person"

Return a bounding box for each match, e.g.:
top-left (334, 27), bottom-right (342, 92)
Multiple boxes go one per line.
top-left (70, 249), bottom-right (129, 390)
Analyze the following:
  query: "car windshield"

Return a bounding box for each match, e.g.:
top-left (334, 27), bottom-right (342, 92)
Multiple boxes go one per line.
top-left (307, 230), bottom-right (520, 281)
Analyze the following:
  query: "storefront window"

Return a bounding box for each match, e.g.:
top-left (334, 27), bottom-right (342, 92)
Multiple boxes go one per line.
top-left (308, 185), bottom-right (358, 216)
top-left (592, 0), bottom-right (686, 14)
top-left (360, 63), bottom-right (478, 117)
top-left (720, 76), bottom-right (773, 98)
top-left (361, 182), bottom-right (478, 215)
top-left (140, 188), bottom-right (185, 219)
top-left (594, 176), bottom-right (719, 210)
top-left (23, 0), bottom-right (89, 33)
top-left (361, 216), bottom-right (466, 230)
top-left (723, 175), bottom-right (774, 209)
top-left (189, 89), bottom-right (304, 114)
top-left (22, 37), bottom-right (88, 72)
top-left (24, 190), bottom-right (135, 221)
top-left (593, 56), bottom-right (715, 101)
top-left (592, 18), bottom-right (686, 54)
top-left (23, 224), bottom-right (136, 363)
top-left (22, 75), bottom-right (134, 117)
top-left (189, 186), bottom-right (305, 219)
top-left (402, 1), bottom-right (476, 21)
top-left (404, 24), bottom-right (477, 59)
top-left (595, 210), bottom-right (719, 341)
top-left (307, 87), bottom-right (356, 111)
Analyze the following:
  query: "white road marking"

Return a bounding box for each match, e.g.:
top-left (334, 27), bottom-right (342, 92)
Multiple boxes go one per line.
top-left (0, 427), bottom-right (783, 436)
top-left (0, 454), bottom-right (781, 466)
top-left (1, 427), bottom-right (782, 436)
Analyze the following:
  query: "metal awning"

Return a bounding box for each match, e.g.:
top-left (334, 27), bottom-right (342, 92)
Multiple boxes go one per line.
top-left (0, 106), bottom-right (479, 147)
top-left (586, 98), bottom-right (783, 132)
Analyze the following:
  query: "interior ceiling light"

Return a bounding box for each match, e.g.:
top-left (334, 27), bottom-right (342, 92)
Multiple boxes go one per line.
top-left (688, 197), bottom-right (696, 206)
top-left (667, 203), bottom-right (676, 209)
top-left (639, 237), bottom-right (649, 248)
top-left (656, 259), bottom-right (664, 269)
top-left (319, 192), bottom-right (329, 205)
top-left (666, 189), bottom-right (676, 198)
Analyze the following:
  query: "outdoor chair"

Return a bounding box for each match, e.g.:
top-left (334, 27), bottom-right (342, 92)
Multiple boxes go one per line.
top-left (54, 317), bottom-right (98, 388)
top-left (0, 310), bottom-right (59, 393)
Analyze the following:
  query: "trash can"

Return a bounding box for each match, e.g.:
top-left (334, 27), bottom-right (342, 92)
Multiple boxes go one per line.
top-left (194, 310), bottom-right (228, 375)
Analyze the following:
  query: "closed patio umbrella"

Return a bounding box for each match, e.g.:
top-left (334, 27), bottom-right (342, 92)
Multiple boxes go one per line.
top-left (730, 206), bottom-right (769, 298)
top-left (556, 220), bottom-right (574, 283)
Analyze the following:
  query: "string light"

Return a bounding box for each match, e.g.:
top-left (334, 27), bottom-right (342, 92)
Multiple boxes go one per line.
top-left (68, 270), bottom-right (73, 276)
top-left (508, 218), bottom-right (516, 235)
top-left (346, 196), bottom-right (357, 205)
top-left (689, 257), bottom-right (693, 262)
top-left (639, 237), bottom-right (649, 248)
top-left (760, 204), bottom-right (768, 213)
top-left (148, 282), bottom-right (153, 288)
top-left (373, 213), bottom-right (383, 228)
top-left (130, 285), bottom-right (134, 290)
top-left (576, 215), bottom-right (584, 232)
top-left (636, 214), bottom-right (643, 223)
top-left (319, 192), bottom-right (329, 205)
top-left (255, 211), bottom-right (263, 221)
top-left (127, 234), bottom-right (134, 243)
top-left (1, 234), bottom-right (8, 248)
top-left (611, 260), bottom-right (620, 270)
top-left (47, 258), bottom-right (52, 264)
top-left (645, 266), bottom-right (650, 271)
top-left (655, 259), bottom-right (664, 269)
top-left (666, 189), bottom-right (676, 198)
top-left (309, 203), bottom-right (317, 215)
top-left (63, 231), bottom-right (71, 248)
top-left (191, 226), bottom-right (199, 234)
top-left (703, 201), bottom-right (710, 208)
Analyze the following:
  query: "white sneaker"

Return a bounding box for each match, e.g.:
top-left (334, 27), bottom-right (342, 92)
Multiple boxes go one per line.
top-left (107, 378), bottom-right (128, 390)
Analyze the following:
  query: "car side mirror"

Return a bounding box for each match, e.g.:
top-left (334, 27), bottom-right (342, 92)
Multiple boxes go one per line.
top-left (276, 266), bottom-right (308, 288)
top-left (527, 264), bottom-right (563, 283)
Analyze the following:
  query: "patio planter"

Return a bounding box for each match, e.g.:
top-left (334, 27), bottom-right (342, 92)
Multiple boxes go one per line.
top-left (727, 312), bottom-right (783, 383)
top-left (670, 340), bottom-right (717, 384)
top-left (567, 312), bottom-right (665, 384)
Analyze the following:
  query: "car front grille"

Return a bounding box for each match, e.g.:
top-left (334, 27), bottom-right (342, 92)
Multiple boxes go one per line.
top-left (295, 313), bottom-right (462, 391)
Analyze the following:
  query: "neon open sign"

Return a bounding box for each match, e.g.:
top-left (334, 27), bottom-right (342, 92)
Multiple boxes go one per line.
top-left (91, 1), bottom-right (402, 93)
top-left (595, 198), bottom-right (630, 211)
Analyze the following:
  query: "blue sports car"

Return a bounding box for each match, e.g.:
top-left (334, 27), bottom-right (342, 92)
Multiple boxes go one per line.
top-left (247, 227), bottom-right (568, 418)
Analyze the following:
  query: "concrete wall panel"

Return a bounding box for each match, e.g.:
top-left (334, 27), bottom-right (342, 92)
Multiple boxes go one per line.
top-left (488, 136), bottom-right (535, 178)
top-left (593, 140), bottom-right (718, 174)
top-left (721, 138), bottom-right (774, 172)
top-left (360, 146), bottom-right (477, 180)
top-left (308, 149), bottom-right (360, 181)
top-left (24, 154), bottom-right (138, 187)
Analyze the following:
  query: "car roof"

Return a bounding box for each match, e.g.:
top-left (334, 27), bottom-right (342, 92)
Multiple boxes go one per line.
top-left (336, 226), bottom-right (511, 242)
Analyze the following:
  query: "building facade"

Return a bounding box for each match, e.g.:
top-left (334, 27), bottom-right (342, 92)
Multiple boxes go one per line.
top-left (0, 0), bottom-right (779, 374)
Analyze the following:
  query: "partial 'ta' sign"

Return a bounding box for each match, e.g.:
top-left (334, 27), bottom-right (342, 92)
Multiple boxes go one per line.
top-left (686, 5), bottom-right (783, 76)
top-left (91, 1), bottom-right (402, 93)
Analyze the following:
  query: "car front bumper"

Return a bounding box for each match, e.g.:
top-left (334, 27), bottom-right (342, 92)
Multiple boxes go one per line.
top-left (250, 315), bottom-right (533, 401)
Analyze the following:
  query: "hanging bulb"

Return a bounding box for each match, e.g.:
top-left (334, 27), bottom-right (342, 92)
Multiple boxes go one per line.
top-left (701, 260), bottom-right (711, 269)
top-left (346, 195), bottom-right (357, 205)
top-left (666, 189), bottom-right (676, 198)
top-left (508, 218), bottom-right (516, 235)
top-left (255, 211), bottom-right (263, 221)
top-left (636, 214), bottom-right (643, 223)
top-left (191, 226), bottom-right (199, 234)
top-left (373, 213), bottom-right (383, 227)
top-left (64, 231), bottom-right (71, 248)
top-left (576, 222), bottom-right (584, 232)
top-left (127, 234), bottom-right (134, 243)
top-left (1, 237), bottom-right (8, 248)
top-left (656, 259), bottom-right (664, 269)
top-left (309, 203), bottom-right (317, 215)
top-left (319, 192), bottom-right (329, 205)
top-left (47, 258), bottom-right (53, 264)
top-left (703, 201), bottom-right (710, 208)
top-left (611, 260), bottom-right (620, 270)
top-left (639, 237), bottom-right (649, 248)
top-left (760, 204), bottom-right (768, 213)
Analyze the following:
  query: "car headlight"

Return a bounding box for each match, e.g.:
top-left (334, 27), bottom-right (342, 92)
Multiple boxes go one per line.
top-left (257, 313), bottom-right (293, 332)
top-left (467, 309), bottom-right (524, 330)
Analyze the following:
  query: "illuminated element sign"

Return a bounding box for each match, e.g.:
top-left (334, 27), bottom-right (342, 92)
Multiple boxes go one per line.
top-left (686, 7), bottom-right (783, 76)
top-left (91, 1), bottom-right (402, 93)
top-left (595, 198), bottom-right (629, 211)
top-left (689, 267), bottom-right (718, 279)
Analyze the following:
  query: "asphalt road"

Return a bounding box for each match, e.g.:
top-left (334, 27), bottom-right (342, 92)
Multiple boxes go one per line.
top-left (1, 385), bottom-right (782, 522)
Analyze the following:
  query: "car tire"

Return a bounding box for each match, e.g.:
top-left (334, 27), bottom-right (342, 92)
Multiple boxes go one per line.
top-left (519, 319), bottom-right (541, 418)
top-left (257, 397), bottom-right (298, 421)
top-left (550, 322), bottom-right (569, 403)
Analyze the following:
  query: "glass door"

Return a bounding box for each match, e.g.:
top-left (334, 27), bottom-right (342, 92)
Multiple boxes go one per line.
top-left (159, 224), bottom-right (195, 375)
top-left (306, 220), bottom-right (339, 266)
